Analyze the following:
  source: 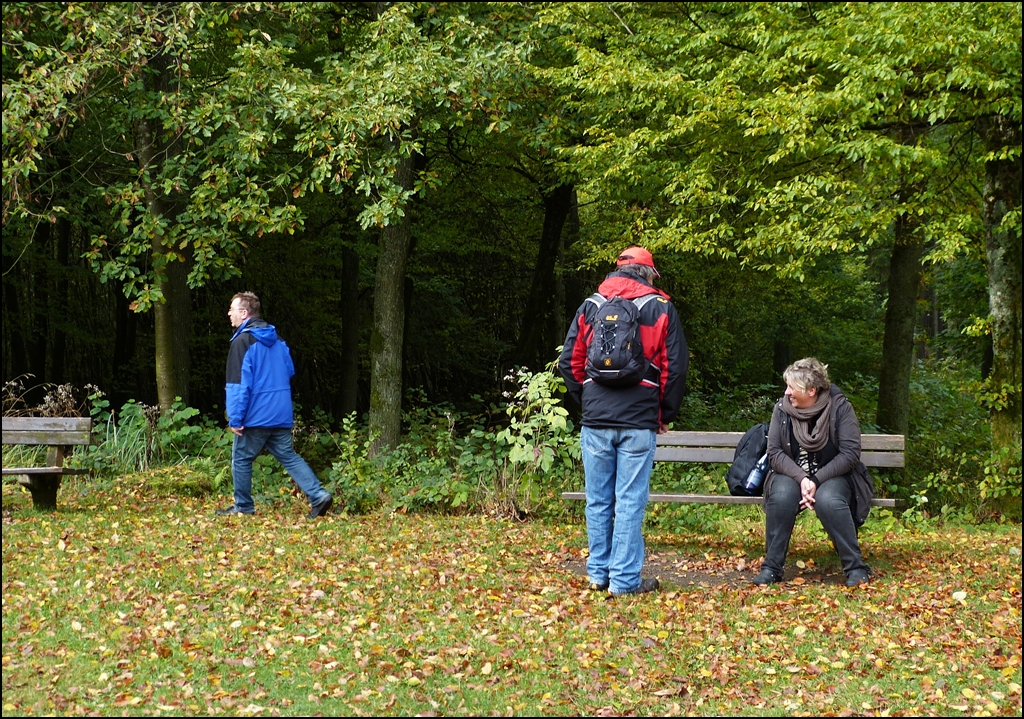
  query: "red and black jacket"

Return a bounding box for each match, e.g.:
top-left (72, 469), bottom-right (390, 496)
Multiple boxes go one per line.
top-left (559, 272), bottom-right (688, 430)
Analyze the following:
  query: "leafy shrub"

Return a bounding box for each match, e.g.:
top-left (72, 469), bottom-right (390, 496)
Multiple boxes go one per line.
top-left (673, 384), bottom-right (778, 432)
top-left (322, 366), bottom-right (582, 518)
top-left (76, 394), bottom-right (230, 478)
top-left (904, 361), bottom-right (993, 518)
top-left (322, 413), bottom-right (384, 513)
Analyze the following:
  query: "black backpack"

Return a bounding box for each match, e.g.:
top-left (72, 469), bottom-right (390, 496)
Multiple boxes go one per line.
top-left (725, 420), bottom-right (771, 496)
top-left (584, 293), bottom-right (658, 387)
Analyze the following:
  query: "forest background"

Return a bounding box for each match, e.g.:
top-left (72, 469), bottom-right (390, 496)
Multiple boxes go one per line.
top-left (2, 2), bottom-right (1021, 519)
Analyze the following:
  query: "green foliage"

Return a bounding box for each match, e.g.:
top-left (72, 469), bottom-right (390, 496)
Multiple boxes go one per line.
top-left (672, 384), bottom-right (778, 432)
top-left (76, 398), bottom-right (229, 478)
top-left (905, 361), bottom-right (1007, 519)
top-left (3, 2), bottom-right (1020, 521)
top-left (322, 413), bottom-right (383, 514)
top-left (321, 368), bottom-right (582, 518)
top-left (980, 443), bottom-right (1023, 507)
top-left (489, 364), bottom-right (581, 516)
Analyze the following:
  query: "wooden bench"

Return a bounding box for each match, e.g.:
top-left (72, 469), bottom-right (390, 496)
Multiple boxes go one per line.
top-left (562, 431), bottom-right (903, 508)
top-left (2, 416), bottom-right (92, 510)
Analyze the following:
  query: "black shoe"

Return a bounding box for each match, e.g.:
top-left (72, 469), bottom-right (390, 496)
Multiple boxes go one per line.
top-left (845, 569), bottom-right (870, 587)
top-left (307, 495), bottom-right (333, 519)
top-left (215, 505), bottom-right (254, 516)
top-left (610, 577), bottom-right (660, 597)
top-left (589, 581), bottom-right (609, 592)
top-left (751, 568), bottom-right (781, 586)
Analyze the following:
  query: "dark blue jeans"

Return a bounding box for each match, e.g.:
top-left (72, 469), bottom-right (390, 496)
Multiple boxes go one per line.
top-left (763, 474), bottom-right (870, 577)
top-left (231, 427), bottom-right (330, 513)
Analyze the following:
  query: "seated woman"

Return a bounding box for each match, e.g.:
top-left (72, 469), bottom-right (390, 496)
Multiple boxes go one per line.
top-left (752, 358), bottom-right (872, 587)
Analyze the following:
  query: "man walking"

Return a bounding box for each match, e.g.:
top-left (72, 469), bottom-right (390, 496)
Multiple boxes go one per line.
top-left (217, 292), bottom-right (333, 519)
top-left (559, 247), bottom-right (688, 596)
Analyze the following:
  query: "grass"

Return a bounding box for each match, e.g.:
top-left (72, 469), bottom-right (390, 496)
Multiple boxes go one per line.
top-left (1, 475), bottom-right (1021, 717)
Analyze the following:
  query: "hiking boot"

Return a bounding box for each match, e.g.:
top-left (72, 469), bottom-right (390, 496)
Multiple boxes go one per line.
top-left (751, 568), bottom-right (781, 586)
top-left (845, 569), bottom-right (870, 587)
top-left (215, 505), bottom-right (254, 516)
top-left (307, 494), bottom-right (333, 520)
top-left (610, 577), bottom-right (660, 597)
top-left (589, 581), bottom-right (609, 592)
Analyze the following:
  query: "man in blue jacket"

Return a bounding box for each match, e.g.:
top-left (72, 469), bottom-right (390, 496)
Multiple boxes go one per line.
top-left (216, 292), bottom-right (333, 519)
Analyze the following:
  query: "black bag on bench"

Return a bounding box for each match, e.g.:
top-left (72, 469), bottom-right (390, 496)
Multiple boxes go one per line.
top-left (725, 421), bottom-right (771, 496)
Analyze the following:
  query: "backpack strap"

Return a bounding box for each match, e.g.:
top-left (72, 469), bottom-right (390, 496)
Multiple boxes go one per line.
top-left (585, 293), bottom-right (607, 309)
top-left (586, 292), bottom-right (660, 311)
top-left (632, 294), bottom-right (659, 311)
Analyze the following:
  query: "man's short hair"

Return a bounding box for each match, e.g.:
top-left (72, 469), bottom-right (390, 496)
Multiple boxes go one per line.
top-left (232, 292), bottom-right (261, 318)
top-left (617, 263), bottom-right (658, 283)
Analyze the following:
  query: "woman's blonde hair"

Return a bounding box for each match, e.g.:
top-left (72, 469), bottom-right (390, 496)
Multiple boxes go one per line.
top-left (783, 357), bottom-right (830, 393)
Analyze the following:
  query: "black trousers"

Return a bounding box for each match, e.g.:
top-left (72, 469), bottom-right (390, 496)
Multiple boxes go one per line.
top-left (763, 474), bottom-right (870, 577)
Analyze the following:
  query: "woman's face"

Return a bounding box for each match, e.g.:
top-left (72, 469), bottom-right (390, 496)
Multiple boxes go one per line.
top-left (785, 382), bottom-right (818, 409)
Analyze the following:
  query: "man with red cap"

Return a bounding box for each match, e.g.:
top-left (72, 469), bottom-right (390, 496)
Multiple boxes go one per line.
top-left (559, 246), bottom-right (688, 596)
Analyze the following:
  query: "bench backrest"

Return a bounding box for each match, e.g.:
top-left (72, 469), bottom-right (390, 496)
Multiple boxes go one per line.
top-left (656, 431), bottom-right (904, 468)
top-left (1, 417), bottom-right (93, 446)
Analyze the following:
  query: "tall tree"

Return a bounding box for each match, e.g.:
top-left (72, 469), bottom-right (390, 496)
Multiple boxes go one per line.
top-left (295, 3), bottom-right (516, 451)
top-left (532, 3), bottom-right (1020, 463)
top-left (4, 3), bottom-right (307, 409)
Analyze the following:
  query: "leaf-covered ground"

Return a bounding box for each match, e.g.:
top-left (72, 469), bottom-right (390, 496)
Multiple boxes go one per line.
top-left (2, 479), bottom-right (1021, 717)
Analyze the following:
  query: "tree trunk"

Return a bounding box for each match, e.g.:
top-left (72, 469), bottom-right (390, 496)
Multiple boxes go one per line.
top-left (402, 275), bottom-right (415, 392)
top-left (339, 244), bottom-right (361, 419)
top-left (980, 116), bottom-right (1022, 519)
top-left (514, 182), bottom-right (574, 369)
top-left (876, 203), bottom-right (923, 438)
top-left (165, 252), bottom-right (192, 406)
top-left (51, 216), bottom-right (70, 384)
top-left (561, 189), bottom-right (585, 330)
top-left (28, 221), bottom-right (50, 385)
top-left (113, 286), bottom-right (138, 405)
top-left (136, 53), bottom-right (189, 411)
top-left (3, 273), bottom-right (29, 381)
top-left (369, 146), bottom-right (414, 456)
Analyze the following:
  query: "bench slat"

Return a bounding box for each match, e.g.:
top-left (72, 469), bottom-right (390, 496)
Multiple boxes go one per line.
top-left (658, 431), bottom-right (745, 447)
top-left (860, 451), bottom-right (906, 468)
top-left (2, 430), bottom-right (92, 446)
top-left (655, 447), bottom-right (902, 468)
top-left (2, 417), bottom-right (92, 431)
top-left (657, 430), bottom-right (904, 452)
top-left (860, 434), bottom-right (904, 450)
top-left (561, 491), bottom-right (899, 508)
top-left (2, 417), bottom-right (93, 446)
top-left (2, 467), bottom-right (90, 476)
top-left (654, 447), bottom-right (736, 463)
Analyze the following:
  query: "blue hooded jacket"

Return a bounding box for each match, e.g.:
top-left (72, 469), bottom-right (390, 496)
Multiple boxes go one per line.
top-left (225, 318), bottom-right (295, 428)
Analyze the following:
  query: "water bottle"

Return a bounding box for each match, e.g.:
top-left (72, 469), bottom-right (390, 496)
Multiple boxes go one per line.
top-left (744, 453), bottom-right (769, 494)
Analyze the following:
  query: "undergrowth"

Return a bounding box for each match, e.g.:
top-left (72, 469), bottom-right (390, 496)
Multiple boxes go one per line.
top-left (3, 360), bottom-right (1019, 525)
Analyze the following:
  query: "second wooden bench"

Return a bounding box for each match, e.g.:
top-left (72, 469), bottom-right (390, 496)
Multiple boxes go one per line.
top-left (562, 431), bottom-right (903, 508)
top-left (2, 416), bottom-right (93, 511)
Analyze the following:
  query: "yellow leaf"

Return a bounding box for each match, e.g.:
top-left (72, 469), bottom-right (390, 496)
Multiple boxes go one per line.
top-left (794, 625), bottom-right (807, 636)
top-left (962, 688), bottom-right (976, 700)
top-left (481, 662), bottom-right (493, 675)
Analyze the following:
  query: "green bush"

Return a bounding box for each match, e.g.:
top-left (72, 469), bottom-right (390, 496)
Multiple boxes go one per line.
top-left (322, 366), bottom-right (582, 518)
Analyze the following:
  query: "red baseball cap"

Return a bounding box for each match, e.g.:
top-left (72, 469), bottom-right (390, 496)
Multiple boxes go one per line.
top-left (616, 246), bottom-right (660, 278)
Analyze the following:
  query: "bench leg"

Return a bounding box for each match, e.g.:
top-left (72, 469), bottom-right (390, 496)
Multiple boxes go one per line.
top-left (18, 474), bottom-right (62, 511)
